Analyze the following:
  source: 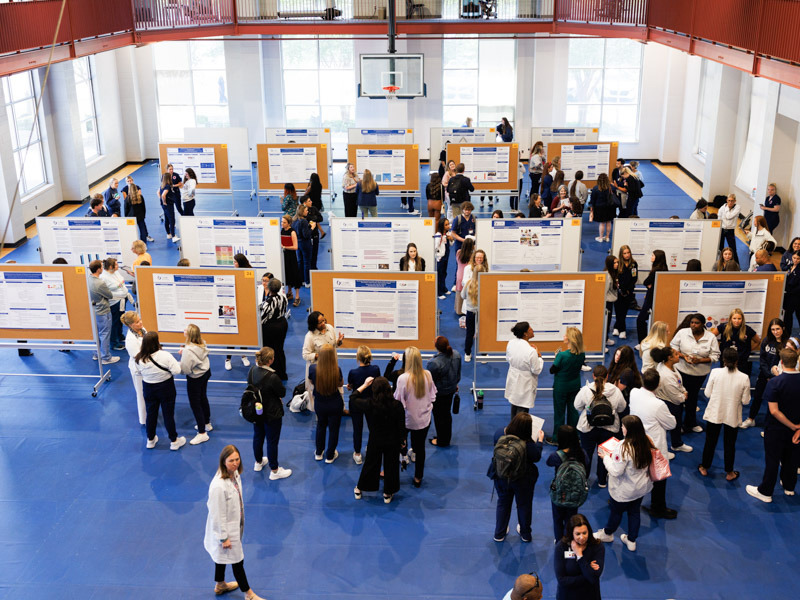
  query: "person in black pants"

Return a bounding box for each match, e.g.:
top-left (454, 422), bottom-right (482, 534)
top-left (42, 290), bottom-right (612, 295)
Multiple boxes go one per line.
top-left (546, 425), bottom-right (589, 541)
top-left (426, 335), bottom-right (462, 447)
top-left (741, 318), bottom-right (786, 429)
top-left (248, 347), bottom-right (291, 480)
top-left (342, 162), bottom-right (359, 218)
top-left (613, 245), bottom-right (637, 340)
top-left (488, 413), bottom-right (544, 543)
top-left (259, 277), bottom-right (289, 381)
top-left (636, 250), bottom-right (668, 342)
top-left (180, 324), bottom-right (212, 445)
top-left (347, 345), bottom-right (381, 465)
top-left (747, 347), bottom-right (800, 503)
top-left (554, 514), bottom-right (604, 600)
top-left (302, 196), bottom-right (325, 270)
top-left (352, 377), bottom-right (407, 503)
top-left (309, 344), bottom-right (344, 462)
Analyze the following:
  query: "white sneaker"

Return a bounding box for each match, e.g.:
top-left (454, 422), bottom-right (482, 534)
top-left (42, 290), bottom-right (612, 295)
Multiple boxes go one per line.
top-left (692, 425), bottom-right (704, 433)
top-left (353, 452), bottom-right (363, 465)
top-left (612, 329), bottom-right (619, 337)
top-left (325, 450), bottom-right (339, 464)
top-left (740, 418), bottom-right (755, 429)
top-left (667, 452), bottom-right (675, 460)
top-left (671, 444), bottom-right (693, 453)
top-left (619, 331), bottom-right (627, 340)
top-left (445, 290), bottom-right (452, 295)
top-left (314, 452), bottom-right (323, 461)
top-left (746, 485), bottom-right (772, 503)
top-left (634, 344), bottom-right (641, 351)
top-left (101, 356), bottom-right (121, 365)
top-left (254, 458), bottom-right (268, 472)
top-left (172, 236), bottom-right (180, 243)
top-left (189, 433), bottom-right (209, 445)
top-left (785, 489), bottom-right (796, 496)
top-left (516, 523), bottom-right (531, 542)
top-left (438, 295), bottom-right (446, 300)
top-left (241, 356), bottom-right (250, 367)
top-left (195, 423), bottom-right (213, 432)
top-left (170, 436), bottom-right (186, 451)
top-left (224, 359), bottom-right (232, 371)
top-left (606, 338), bottom-right (615, 346)
top-left (409, 450), bottom-right (416, 463)
top-left (620, 533), bottom-right (636, 551)
top-left (465, 354), bottom-right (471, 362)
top-left (146, 236), bottom-right (155, 242)
top-left (595, 236), bottom-right (604, 242)
top-left (167, 234), bottom-right (173, 239)
top-left (146, 435), bottom-right (158, 449)
top-left (269, 467), bottom-right (292, 480)
top-left (581, 365), bottom-right (592, 372)
top-left (594, 529), bottom-right (614, 543)
top-left (451, 285), bottom-right (457, 292)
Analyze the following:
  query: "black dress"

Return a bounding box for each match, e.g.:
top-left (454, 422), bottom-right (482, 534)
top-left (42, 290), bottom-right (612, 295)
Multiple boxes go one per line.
top-left (281, 227), bottom-right (303, 289)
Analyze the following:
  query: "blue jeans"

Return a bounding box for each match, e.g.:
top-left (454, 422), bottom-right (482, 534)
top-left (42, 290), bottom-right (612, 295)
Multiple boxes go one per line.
top-left (162, 202), bottom-right (176, 236)
top-left (297, 241), bottom-right (312, 284)
top-left (494, 477), bottom-right (534, 540)
top-left (94, 311), bottom-right (112, 361)
top-left (253, 418), bottom-right (283, 470)
top-left (604, 496), bottom-right (643, 541)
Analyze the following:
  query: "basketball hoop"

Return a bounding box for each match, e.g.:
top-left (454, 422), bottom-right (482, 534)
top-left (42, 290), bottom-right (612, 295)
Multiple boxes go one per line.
top-left (383, 85), bottom-right (400, 100)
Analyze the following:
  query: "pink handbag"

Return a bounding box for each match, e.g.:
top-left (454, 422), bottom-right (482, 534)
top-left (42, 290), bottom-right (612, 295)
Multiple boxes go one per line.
top-left (649, 448), bottom-right (672, 481)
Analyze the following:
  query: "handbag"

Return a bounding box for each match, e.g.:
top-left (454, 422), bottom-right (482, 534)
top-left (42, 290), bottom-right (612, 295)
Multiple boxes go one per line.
top-left (649, 448), bottom-right (672, 481)
top-left (452, 393), bottom-right (460, 415)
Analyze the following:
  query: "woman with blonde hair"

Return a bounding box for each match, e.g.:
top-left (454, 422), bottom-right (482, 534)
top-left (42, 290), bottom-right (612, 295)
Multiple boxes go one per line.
top-left (394, 346), bottom-right (438, 487)
top-left (640, 321), bottom-right (669, 372)
top-left (717, 308), bottom-right (760, 376)
top-left (549, 327), bottom-right (586, 443)
top-left (357, 169), bottom-right (380, 218)
top-left (130, 239), bottom-right (152, 268)
top-left (341, 162), bottom-right (360, 218)
top-left (181, 323), bottom-right (212, 445)
top-left (454, 237), bottom-right (475, 316)
top-left (309, 344), bottom-right (344, 463)
top-left (461, 263), bottom-right (486, 362)
top-left (122, 311), bottom-right (147, 425)
top-left (748, 215), bottom-right (776, 264)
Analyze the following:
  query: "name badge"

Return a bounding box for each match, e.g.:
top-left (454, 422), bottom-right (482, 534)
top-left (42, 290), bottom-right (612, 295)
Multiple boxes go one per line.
top-left (564, 550), bottom-right (577, 559)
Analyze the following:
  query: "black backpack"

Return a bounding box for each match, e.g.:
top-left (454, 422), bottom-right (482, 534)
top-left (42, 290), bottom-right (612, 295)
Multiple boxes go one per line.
top-left (549, 451), bottom-right (589, 508)
top-left (240, 384), bottom-right (263, 424)
top-left (493, 434), bottom-right (528, 481)
top-left (587, 392), bottom-right (615, 428)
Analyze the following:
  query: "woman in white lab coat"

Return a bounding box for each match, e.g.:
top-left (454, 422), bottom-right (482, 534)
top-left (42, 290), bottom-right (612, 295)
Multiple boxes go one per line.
top-left (204, 445), bottom-right (265, 600)
top-left (504, 321), bottom-right (544, 417)
top-left (121, 311), bottom-right (146, 426)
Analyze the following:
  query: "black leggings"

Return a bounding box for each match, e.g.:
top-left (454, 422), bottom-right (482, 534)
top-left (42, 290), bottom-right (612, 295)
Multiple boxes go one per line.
top-left (215, 560), bottom-right (250, 592)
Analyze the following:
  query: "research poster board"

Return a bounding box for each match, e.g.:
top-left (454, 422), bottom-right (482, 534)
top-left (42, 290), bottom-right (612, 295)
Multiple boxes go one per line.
top-left (158, 143), bottom-right (232, 190)
top-left (329, 217), bottom-right (435, 271)
top-left (612, 219), bottom-right (721, 283)
top-left (476, 272), bottom-right (607, 354)
top-left (310, 270), bottom-right (437, 351)
top-left (255, 144), bottom-right (329, 192)
top-left (446, 143), bottom-right (520, 190)
top-left (0, 265), bottom-right (96, 341)
top-left (430, 127), bottom-right (494, 164)
top-left (265, 128), bottom-right (332, 167)
top-left (543, 142), bottom-right (617, 186)
top-left (135, 266), bottom-right (261, 346)
top-left (178, 216), bottom-right (284, 282)
top-left (348, 128), bottom-right (414, 144)
top-left (184, 127), bottom-right (250, 171)
top-left (36, 216), bottom-right (139, 268)
top-left (476, 218), bottom-right (583, 272)
top-left (652, 272), bottom-right (785, 339)
top-left (531, 127), bottom-right (599, 155)
top-left (346, 144), bottom-right (420, 191)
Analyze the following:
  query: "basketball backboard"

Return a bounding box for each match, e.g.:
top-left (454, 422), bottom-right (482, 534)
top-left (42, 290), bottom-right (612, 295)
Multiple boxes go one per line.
top-left (359, 53), bottom-right (425, 98)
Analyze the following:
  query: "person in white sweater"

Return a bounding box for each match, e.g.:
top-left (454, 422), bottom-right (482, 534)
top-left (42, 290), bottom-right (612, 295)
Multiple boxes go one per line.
top-left (134, 331), bottom-right (185, 450)
top-left (100, 257), bottom-right (130, 351)
top-left (651, 346), bottom-right (691, 453)
top-left (699, 348), bottom-right (751, 481)
top-left (717, 194), bottom-right (741, 264)
top-left (504, 321), bottom-right (544, 417)
top-left (594, 415), bottom-right (654, 552)
top-left (574, 365), bottom-right (627, 488)
top-left (630, 370), bottom-right (678, 520)
top-left (180, 324), bottom-right (212, 445)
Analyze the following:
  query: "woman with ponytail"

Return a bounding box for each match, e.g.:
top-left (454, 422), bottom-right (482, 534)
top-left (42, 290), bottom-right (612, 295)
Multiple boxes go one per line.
top-left (426, 336), bottom-right (462, 447)
top-left (573, 365), bottom-right (627, 488)
top-left (461, 263), bottom-right (485, 362)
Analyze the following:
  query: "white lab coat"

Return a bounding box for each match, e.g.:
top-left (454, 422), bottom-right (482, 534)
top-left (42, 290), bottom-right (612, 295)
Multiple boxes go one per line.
top-left (504, 337), bottom-right (543, 408)
top-left (125, 328), bottom-right (146, 425)
top-left (629, 387), bottom-right (676, 458)
top-left (204, 472), bottom-right (244, 564)
top-left (703, 367), bottom-right (751, 428)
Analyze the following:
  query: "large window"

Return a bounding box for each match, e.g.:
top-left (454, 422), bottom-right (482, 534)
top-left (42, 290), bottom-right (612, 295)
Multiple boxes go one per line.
top-left (153, 40), bottom-right (229, 140)
top-left (280, 38), bottom-right (356, 150)
top-left (566, 38), bottom-right (643, 142)
top-left (695, 59), bottom-right (722, 158)
top-left (2, 70), bottom-right (47, 196)
top-left (74, 56), bottom-right (100, 161)
top-left (442, 38), bottom-right (516, 129)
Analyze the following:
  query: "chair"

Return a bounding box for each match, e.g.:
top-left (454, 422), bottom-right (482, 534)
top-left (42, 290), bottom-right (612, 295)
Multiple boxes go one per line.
top-left (479, 0), bottom-right (497, 19)
top-left (406, 0), bottom-right (425, 19)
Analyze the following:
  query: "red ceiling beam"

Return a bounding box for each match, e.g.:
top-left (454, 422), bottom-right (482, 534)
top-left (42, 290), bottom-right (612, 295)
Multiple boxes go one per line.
top-left (693, 39), bottom-right (755, 74)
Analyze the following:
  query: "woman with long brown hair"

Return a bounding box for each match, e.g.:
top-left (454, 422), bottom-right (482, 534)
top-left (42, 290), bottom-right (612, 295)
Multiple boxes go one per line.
top-left (309, 344), bottom-right (344, 463)
top-left (357, 169), bottom-right (380, 218)
top-left (427, 172), bottom-right (443, 228)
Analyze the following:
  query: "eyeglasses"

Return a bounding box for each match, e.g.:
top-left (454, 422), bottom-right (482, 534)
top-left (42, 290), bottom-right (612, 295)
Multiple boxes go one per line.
top-left (517, 571), bottom-right (541, 598)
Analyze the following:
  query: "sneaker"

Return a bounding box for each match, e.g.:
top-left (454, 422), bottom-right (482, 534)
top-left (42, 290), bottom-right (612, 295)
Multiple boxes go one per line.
top-left (544, 436), bottom-right (557, 446)
top-left (383, 493), bottom-right (393, 504)
top-left (353, 452), bottom-right (363, 465)
top-left (671, 444), bottom-right (693, 453)
top-left (254, 458), bottom-right (268, 472)
top-left (598, 481), bottom-right (607, 488)
top-left (224, 359), bottom-right (232, 371)
top-left (620, 533), bottom-right (637, 551)
top-left (465, 354), bottom-right (471, 362)
top-left (581, 364), bottom-right (592, 372)
top-left (761, 431), bottom-right (764, 438)
top-left (241, 356), bottom-right (250, 367)
top-left (101, 356), bottom-right (121, 365)
top-left (619, 331), bottom-right (627, 340)
top-left (785, 489), bottom-right (796, 496)
top-left (691, 425), bottom-right (704, 433)
top-left (516, 523), bottom-right (531, 543)
top-left (269, 467), bottom-right (292, 480)
top-left (612, 329), bottom-right (619, 337)
top-left (189, 432), bottom-right (209, 445)
top-left (594, 529), bottom-right (614, 543)
top-left (170, 436), bottom-right (186, 451)
top-left (445, 290), bottom-right (452, 295)
top-left (92, 355), bottom-right (98, 360)
top-left (195, 423), bottom-right (213, 432)
top-left (746, 485), bottom-right (772, 503)
top-left (314, 452), bottom-right (323, 461)
top-left (325, 450), bottom-right (339, 464)
top-left (438, 294), bottom-right (446, 300)
top-left (113, 345), bottom-right (126, 351)
top-left (354, 487), bottom-right (362, 500)
top-left (604, 237), bottom-right (610, 242)
top-left (409, 450), bottom-right (416, 463)
top-left (667, 452), bottom-right (675, 460)
top-left (634, 344), bottom-right (641, 351)
top-left (451, 285), bottom-right (457, 292)
top-left (172, 236), bottom-right (180, 243)
top-left (146, 236), bottom-right (155, 242)
top-left (740, 418), bottom-right (755, 429)
top-left (595, 236), bottom-right (604, 242)
top-left (167, 234), bottom-right (173, 239)
top-left (146, 435), bottom-right (158, 449)
top-left (409, 210), bottom-right (420, 215)
top-left (494, 526), bottom-right (509, 542)
top-left (606, 338), bottom-right (615, 346)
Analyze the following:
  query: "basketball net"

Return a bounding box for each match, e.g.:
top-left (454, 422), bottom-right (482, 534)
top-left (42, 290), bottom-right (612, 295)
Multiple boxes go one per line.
top-left (383, 85), bottom-right (400, 101)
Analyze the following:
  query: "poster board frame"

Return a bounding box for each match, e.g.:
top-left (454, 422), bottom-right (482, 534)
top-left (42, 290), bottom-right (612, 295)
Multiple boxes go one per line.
top-left (310, 270), bottom-right (437, 351)
top-left (541, 141), bottom-right (618, 187)
top-left (135, 266), bottom-right (261, 347)
top-left (265, 128), bottom-right (333, 168)
top-left (158, 143), bottom-right (232, 191)
top-left (328, 217), bottom-right (436, 271)
top-left (445, 143), bottom-right (520, 191)
top-left (346, 144), bottom-right (421, 191)
top-left (35, 216), bottom-right (140, 269)
top-left (430, 127), bottom-right (495, 165)
top-left (531, 127), bottom-right (600, 156)
top-left (255, 144), bottom-right (330, 192)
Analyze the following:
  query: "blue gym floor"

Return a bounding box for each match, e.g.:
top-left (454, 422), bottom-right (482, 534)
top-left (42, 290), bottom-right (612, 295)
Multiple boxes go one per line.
top-left (0, 162), bottom-right (794, 599)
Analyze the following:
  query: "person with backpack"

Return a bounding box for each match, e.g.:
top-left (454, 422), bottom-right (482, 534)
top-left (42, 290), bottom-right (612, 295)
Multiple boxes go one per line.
top-left (505, 322), bottom-right (544, 417)
top-left (594, 415), bottom-right (654, 552)
top-left (546, 425), bottom-right (589, 541)
top-left (246, 347), bottom-right (291, 480)
top-left (629, 369), bottom-right (678, 519)
top-left (573, 365), bottom-right (626, 488)
top-left (446, 163), bottom-right (474, 219)
top-left (487, 413), bottom-right (544, 543)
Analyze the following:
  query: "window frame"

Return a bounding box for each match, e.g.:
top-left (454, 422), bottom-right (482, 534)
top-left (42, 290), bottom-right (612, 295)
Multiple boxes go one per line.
top-left (3, 69), bottom-right (48, 197)
top-left (74, 56), bottom-right (101, 162)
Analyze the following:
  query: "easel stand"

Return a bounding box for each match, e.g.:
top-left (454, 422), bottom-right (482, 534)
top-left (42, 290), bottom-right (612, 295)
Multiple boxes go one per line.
top-left (380, 190), bottom-right (423, 216)
top-left (194, 188), bottom-right (238, 216)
